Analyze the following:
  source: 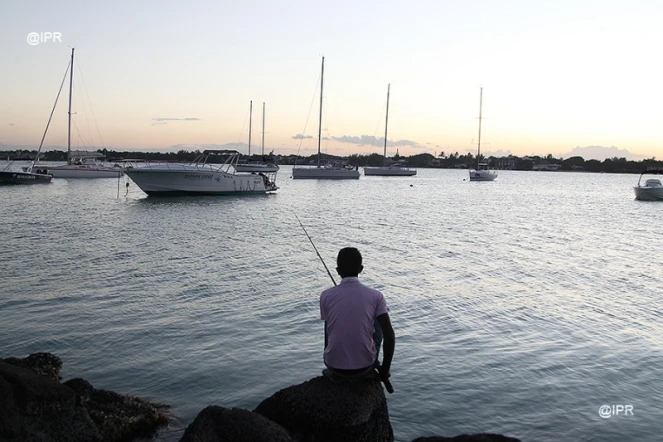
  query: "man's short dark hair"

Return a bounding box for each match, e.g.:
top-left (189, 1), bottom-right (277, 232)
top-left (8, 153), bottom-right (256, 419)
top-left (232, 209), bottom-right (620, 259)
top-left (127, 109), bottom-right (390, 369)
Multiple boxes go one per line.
top-left (337, 247), bottom-right (362, 277)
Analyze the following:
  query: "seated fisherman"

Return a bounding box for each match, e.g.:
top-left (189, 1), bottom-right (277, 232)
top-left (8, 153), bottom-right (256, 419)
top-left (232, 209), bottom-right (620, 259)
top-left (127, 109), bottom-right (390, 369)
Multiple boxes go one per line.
top-left (320, 247), bottom-right (395, 381)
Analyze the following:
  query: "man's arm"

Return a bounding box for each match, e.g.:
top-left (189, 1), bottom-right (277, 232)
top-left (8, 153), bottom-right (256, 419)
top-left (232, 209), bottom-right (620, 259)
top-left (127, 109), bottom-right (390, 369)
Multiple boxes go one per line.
top-left (376, 313), bottom-right (395, 374)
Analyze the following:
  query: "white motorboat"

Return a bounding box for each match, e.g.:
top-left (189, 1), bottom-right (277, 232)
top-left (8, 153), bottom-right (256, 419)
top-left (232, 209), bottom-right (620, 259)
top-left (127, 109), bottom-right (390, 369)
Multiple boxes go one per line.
top-left (292, 57), bottom-right (360, 180)
top-left (364, 84), bottom-right (416, 177)
top-left (234, 102), bottom-right (280, 173)
top-left (469, 88), bottom-right (498, 182)
top-left (123, 150), bottom-right (278, 196)
top-left (27, 49), bottom-right (122, 179)
top-left (634, 170), bottom-right (663, 201)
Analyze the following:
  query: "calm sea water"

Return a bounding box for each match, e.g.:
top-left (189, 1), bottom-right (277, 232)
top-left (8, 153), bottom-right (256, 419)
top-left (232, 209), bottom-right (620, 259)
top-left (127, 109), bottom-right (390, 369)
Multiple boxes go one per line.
top-left (1, 164), bottom-right (662, 441)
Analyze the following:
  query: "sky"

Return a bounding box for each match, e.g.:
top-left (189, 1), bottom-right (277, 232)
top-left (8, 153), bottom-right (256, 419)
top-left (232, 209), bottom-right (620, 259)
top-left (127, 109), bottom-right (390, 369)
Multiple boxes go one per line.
top-left (1, 0), bottom-right (662, 160)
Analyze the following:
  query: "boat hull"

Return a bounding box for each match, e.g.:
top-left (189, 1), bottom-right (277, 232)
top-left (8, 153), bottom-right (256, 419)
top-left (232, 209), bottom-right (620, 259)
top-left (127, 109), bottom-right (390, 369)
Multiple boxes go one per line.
top-left (469, 170), bottom-right (498, 181)
top-left (124, 169), bottom-right (277, 195)
top-left (292, 166), bottom-right (360, 179)
top-left (0, 170), bottom-right (53, 185)
top-left (234, 164), bottom-right (280, 173)
top-left (364, 167), bottom-right (416, 176)
top-left (44, 166), bottom-right (123, 178)
top-left (634, 186), bottom-right (663, 201)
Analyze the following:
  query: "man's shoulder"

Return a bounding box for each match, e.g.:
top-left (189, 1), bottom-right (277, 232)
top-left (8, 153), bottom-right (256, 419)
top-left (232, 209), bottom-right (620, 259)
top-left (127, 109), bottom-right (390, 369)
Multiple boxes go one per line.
top-left (357, 281), bottom-right (384, 296)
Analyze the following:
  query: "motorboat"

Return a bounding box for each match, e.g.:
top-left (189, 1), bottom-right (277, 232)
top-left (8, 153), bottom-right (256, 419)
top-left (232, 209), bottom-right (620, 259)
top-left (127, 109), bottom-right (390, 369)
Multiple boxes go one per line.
top-left (0, 166), bottom-right (53, 185)
top-left (122, 150), bottom-right (278, 196)
top-left (634, 169), bottom-right (663, 201)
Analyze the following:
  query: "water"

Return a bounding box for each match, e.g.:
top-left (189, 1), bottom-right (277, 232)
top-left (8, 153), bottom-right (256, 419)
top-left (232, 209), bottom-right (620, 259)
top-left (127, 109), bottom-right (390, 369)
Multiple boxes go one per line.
top-left (1, 166), bottom-right (662, 441)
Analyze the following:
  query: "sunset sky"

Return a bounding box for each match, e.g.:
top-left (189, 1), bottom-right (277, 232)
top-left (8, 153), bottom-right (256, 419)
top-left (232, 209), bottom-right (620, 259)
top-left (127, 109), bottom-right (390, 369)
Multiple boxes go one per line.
top-left (1, 0), bottom-right (662, 160)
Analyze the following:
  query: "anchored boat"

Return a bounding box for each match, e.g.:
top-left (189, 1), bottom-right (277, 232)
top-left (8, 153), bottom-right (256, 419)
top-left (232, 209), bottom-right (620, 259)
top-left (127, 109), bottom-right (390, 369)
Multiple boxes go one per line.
top-left (123, 150), bottom-right (278, 196)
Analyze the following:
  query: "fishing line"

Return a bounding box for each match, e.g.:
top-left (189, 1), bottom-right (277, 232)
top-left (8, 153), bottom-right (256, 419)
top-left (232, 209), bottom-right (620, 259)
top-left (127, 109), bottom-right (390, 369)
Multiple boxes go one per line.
top-left (293, 212), bottom-right (336, 286)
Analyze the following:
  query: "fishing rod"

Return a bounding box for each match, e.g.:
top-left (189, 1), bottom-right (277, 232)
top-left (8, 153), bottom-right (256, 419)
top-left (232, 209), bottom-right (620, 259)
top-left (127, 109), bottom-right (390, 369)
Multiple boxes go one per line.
top-left (294, 213), bottom-right (337, 286)
top-left (293, 213), bottom-right (394, 394)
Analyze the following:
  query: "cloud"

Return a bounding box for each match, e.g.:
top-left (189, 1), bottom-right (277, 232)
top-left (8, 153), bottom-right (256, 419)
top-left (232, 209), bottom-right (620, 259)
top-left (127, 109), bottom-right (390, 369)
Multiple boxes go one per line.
top-left (151, 117), bottom-right (202, 126)
top-left (561, 145), bottom-right (647, 161)
top-left (152, 117), bottom-right (202, 122)
top-left (331, 134), bottom-right (424, 149)
top-left (292, 134), bottom-right (313, 139)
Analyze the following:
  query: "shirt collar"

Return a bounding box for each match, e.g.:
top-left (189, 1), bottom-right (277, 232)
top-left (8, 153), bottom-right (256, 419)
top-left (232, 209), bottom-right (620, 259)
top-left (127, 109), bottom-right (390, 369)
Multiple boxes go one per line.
top-left (340, 276), bottom-right (359, 283)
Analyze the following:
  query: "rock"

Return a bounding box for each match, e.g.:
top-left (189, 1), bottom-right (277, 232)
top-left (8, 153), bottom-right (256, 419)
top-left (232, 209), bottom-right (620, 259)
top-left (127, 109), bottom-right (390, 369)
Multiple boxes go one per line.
top-left (0, 360), bottom-right (102, 441)
top-left (179, 405), bottom-right (295, 442)
top-left (0, 352), bottom-right (169, 442)
top-left (64, 377), bottom-right (169, 442)
top-left (254, 375), bottom-right (393, 442)
top-left (412, 434), bottom-right (521, 442)
top-left (3, 352), bottom-right (63, 382)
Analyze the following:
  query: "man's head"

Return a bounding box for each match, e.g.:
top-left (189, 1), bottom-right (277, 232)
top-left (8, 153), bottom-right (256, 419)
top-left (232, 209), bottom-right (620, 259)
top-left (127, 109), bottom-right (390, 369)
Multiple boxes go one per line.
top-left (336, 247), bottom-right (363, 278)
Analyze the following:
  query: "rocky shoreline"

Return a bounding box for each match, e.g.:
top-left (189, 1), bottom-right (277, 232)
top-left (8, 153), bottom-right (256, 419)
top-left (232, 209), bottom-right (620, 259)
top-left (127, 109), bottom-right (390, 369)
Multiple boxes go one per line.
top-left (1, 353), bottom-right (521, 442)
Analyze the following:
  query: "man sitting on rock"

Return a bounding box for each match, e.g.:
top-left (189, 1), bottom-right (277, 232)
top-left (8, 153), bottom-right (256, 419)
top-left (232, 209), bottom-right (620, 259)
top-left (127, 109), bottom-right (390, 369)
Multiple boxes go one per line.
top-left (320, 247), bottom-right (395, 385)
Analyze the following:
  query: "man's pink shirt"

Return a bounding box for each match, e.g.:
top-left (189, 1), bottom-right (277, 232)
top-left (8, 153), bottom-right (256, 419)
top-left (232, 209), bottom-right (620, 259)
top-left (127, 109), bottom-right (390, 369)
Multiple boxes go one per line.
top-left (320, 277), bottom-right (389, 370)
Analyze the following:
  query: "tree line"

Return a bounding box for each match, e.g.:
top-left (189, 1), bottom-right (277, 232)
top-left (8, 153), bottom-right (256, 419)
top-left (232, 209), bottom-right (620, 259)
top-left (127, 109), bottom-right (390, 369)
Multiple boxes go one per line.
top-left (4, 148), bottom-right (661, 174)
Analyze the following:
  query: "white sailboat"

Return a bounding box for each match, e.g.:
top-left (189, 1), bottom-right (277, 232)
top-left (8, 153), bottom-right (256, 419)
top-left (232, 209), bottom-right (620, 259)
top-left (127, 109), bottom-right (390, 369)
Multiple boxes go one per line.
top-left (364, 84), bottom-right (416, 177)
top-left (123, 150), bottom-right (278, 196)
top-left (30, 48), bottom-right (123, 179)
top-left (292, 57), bottom-right (360, 180)
top-left (235, 101), bottom-right (279, 173)
top-left (469, 87), bottom-right (497, 182)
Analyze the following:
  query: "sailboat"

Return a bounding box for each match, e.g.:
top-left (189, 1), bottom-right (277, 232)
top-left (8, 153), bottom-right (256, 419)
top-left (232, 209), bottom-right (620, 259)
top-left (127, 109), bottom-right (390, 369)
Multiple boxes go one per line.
top-left (469, 87), bottom-right (497, 181)
top-left (364, 84), bottom-right (416, 176)
top-left (30, 48), bottom-right (122, 179)
top-left (234, 101), bottom-right (279, 173)
top-left (292, 57), bottom-right (360, 179)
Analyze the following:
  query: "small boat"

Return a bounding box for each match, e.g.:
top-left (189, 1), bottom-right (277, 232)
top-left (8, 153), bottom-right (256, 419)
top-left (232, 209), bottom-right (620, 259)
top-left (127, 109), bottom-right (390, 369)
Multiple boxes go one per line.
top-left (469, 87), bottom-right (498, 182)
top-left (364, 84), bottom-right (416, 177)
top-left (0, 167), bottom-right (52, 185)
top-left (122, 150), bottom-right (278, 196)
top-left (292, 57), bottom-right (360, 180)
top-left (29, 49), bottom-right (122, 179)
top-left (634, 169), bottom-right (663, 201)
top-left (234, 102), bottom-right (280, 173)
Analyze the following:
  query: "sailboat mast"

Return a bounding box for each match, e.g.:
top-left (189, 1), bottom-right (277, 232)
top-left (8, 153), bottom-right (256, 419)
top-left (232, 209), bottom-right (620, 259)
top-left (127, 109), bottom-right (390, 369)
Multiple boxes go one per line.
top-left (67, 47), bottom-right (75, 163)
top-left (317, 57), bottom-right (324, 168)
top-left (384, 83), bottom-right (390, 165)
top-left (477, 87), bottom-right (482, 169)
top-left (262, 102), bottom-right (265, 155)
top-left (248, 100), bottom-right (252, 157)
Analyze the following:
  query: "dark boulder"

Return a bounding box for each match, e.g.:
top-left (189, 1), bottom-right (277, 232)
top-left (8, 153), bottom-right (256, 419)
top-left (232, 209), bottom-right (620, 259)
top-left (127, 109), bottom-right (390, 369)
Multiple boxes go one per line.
top-left (179, 405), bottom-right (295, 442)
top-left (0, 353), bottom-right (169, 442)
top-left (0, 360), bottom-right (101, 441)
top-left (64, 377), bottom-right (169, 442)
top-left (254, 375), bottom-right (393, 442)
top-left (3, 352), bottom-right (63, 382)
